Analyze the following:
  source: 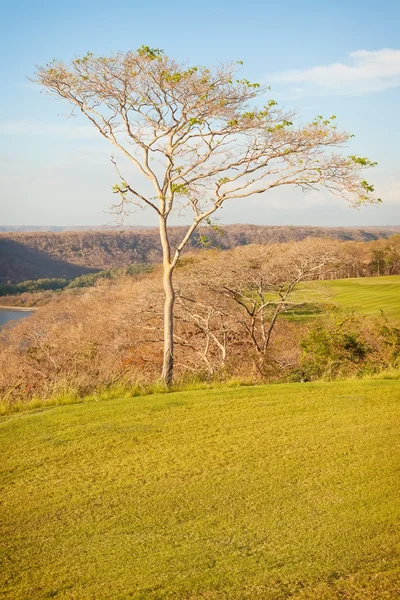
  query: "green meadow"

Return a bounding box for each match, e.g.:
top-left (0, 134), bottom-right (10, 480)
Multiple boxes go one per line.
top-left (1, 380), bottom-right (399, 599)
top-left (283, 275), bottom-right (400, 322)
top-left (321, 275), bottom-right (400, 318)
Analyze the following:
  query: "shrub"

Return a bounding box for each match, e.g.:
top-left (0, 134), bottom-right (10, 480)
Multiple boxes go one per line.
top-left (296, 314), bottom-right (400, 381)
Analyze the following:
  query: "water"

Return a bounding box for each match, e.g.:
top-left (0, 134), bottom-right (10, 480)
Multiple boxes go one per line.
top-left (0, 309), bottom-right (34, 328)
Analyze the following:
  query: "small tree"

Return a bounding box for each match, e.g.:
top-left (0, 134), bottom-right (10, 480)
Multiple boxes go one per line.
top-left (175, 240), bottom-right (340, 377)
top-left (35, 46), bottom-right (379, 385)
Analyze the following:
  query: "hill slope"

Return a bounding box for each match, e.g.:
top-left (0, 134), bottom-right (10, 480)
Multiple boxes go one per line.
top-left (2, 225), bottom-right (399, 283)
top-left (1, 380), bottom-right (399, 599)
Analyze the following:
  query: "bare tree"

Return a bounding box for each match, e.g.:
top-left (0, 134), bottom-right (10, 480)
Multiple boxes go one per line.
top-left (35, 46), bottom-right (380, 385)
top-left (224, 242), bottom-right (339, 372)
top-left (175, 288), bottom-right (232, 375)
top-left (175, 241), bottom-right (340, 376)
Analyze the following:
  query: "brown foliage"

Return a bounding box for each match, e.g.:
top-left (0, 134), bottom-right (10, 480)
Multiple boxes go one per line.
top-left (0, 274), bottom-right (162, 401)
top-left (2, 226), bottom-right (399, 284)
top-left (2, 236), bottom-right (399, 403)
top-left (0, 240), bottom-right (327, 401)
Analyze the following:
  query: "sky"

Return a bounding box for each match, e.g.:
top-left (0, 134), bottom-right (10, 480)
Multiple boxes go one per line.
top-left (0, 0), bottom-right (399, 228)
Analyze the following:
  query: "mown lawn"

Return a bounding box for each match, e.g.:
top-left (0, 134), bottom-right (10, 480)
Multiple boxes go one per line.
top-left (283, 275), bottom-right (400, 322)
top-left (321, 275), bottom-right (400, 318)
top-left (1, 380), bottom-right (400, 599)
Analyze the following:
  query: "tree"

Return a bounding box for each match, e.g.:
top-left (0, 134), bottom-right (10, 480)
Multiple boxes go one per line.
top-left (174, 240), bottom-right (340, 377)
top-left (35, 46), bottom-right (380, 385)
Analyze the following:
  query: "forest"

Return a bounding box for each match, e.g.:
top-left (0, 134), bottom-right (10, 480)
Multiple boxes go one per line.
top-left (1, 225), bottom-right (400, 284)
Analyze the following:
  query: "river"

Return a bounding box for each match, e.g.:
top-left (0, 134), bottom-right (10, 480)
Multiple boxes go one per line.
top-left (0, 308), bottom-right (34, 328)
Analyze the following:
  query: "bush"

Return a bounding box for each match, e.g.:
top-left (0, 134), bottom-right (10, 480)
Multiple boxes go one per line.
top-left (0, 278), bottom-right (69, 296)
top-left (296, 314), bottom-right (400, 381)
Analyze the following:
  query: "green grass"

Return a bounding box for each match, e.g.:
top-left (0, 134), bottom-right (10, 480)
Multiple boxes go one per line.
top-left (320, 275), bottom-right (400, 318)
top-left (1, 380), bottom-right (400, 599)
top-left (283, 275), bottom-right (400, 322)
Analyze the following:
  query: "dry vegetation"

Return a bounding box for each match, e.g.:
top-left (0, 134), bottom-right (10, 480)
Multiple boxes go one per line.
top-left (2, 237), bottom-right (400, 406)
top-left (2, 225), bottom-right (400, 284)
top-left (2, 233), bottom-right (400, 308)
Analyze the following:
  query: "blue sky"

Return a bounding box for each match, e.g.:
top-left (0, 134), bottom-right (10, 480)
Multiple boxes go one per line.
top-left (1, 0), bottom-right (399, 227)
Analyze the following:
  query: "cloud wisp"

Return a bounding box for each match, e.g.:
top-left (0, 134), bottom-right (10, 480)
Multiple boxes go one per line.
top-left (270, 49), bottom-right (400, 96)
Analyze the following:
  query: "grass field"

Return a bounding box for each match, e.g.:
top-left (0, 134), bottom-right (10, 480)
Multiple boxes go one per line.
top-left (1, 380), bottom-right (400, 599)
top-left (321, 275), bottom-right (400, 318)
top-left (283, 275), bottom-right (400, 322)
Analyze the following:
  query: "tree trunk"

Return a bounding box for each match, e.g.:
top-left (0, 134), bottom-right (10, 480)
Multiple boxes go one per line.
top-left (159, 215), bottom-right (175, 387)
top-left (161, 265), bottom-right (175, 387)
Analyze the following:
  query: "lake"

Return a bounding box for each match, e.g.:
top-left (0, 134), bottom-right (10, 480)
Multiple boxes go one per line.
top-left (0, 309), bottom-right (34, 328)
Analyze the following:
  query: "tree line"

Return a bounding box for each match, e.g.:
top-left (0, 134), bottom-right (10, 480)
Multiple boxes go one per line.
top-left (1, 235), bottom-right (399, 300)
top-left (0, 265), bottom-right (151, 298)
top-left (2, 225), bottom-right (399, 285)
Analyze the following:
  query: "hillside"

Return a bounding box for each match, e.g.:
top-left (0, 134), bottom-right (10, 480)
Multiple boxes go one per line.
top-left (2, 225), bottom-right (400, 283)
top-left (1, 380), bottom-right (399, 599)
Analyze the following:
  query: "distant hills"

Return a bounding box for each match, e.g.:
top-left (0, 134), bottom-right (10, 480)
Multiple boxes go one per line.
top-left (0, 225), bottom-right (154, 233)
top-left (1, 224), bottom-right (400, 284)
top-left (0, 224), bottom-right (399, 233)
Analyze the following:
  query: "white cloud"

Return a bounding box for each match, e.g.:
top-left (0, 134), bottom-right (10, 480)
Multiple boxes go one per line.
top-left (0, 120), bottom-right (98, 139)
top-left (270, 48), bottom-right (400, 96)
